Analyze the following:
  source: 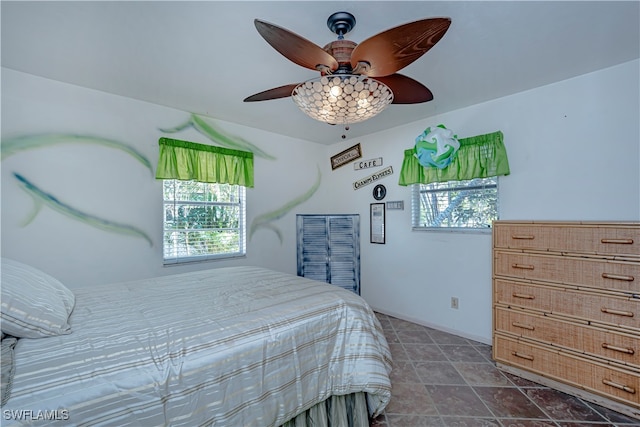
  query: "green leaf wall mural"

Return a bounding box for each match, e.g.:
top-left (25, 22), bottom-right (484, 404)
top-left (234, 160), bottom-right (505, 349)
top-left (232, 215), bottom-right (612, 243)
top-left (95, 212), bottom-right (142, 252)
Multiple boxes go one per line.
top-left (13, 173), bottom-right (153, 246)
top-left (249, 165), bottom-right (321, 243)
top-left (2, 133), bottom-right (153, 246)
top-left (160, 114), bottom-right (276, 160)
top-left (2, 134), bottom-right (153, 175)
top-left (3, 110), bottom-right (320, 251)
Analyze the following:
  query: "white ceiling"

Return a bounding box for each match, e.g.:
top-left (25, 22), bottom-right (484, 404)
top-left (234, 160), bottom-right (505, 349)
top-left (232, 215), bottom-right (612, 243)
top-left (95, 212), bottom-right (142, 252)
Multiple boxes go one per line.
top-left (2, 1), bottom-right (639, 145)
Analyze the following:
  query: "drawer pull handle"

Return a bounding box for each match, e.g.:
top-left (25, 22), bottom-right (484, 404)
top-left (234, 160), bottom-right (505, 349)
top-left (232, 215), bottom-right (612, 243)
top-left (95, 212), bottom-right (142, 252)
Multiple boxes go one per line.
top-left (512, 293), bottom-right (535, 300)
top-left (602, 273), bottom-right (635, 282)
top-left (601, 343), bottom-right (635, 355)
top-left (512, 263), bottom-right (535, 270)
top-left (511, 351), bottom-right (534, 361)
top-left (601, 238), bottom-right (634, 245)
top-left (602, 379), bottom-right (636, 394)
top-left (512, 322), bottom-right (535, 331)
top-left (601, 307), bottom-right (634, 317)
top-left (512, 235), bottom-right (535, 240)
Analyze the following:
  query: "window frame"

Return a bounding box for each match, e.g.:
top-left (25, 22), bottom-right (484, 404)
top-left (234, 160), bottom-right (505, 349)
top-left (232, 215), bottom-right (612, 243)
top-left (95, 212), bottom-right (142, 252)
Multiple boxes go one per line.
top-left (162, 179), bottom-right (246, 265)
top-left (411, 176), bottom-right (499, 233)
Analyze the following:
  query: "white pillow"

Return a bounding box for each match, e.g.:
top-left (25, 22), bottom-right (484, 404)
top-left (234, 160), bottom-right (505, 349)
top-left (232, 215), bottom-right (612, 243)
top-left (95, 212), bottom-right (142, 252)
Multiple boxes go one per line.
top-left (1, 258), bottom-right (76, 338)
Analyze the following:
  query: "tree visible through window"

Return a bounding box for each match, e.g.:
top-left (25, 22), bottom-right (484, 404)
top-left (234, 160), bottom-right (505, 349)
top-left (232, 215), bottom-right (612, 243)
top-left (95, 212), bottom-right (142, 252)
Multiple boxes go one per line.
top-left (412, 177), bottom-right (498, 229)
top-left (163, 180), bottom-right (245, 263)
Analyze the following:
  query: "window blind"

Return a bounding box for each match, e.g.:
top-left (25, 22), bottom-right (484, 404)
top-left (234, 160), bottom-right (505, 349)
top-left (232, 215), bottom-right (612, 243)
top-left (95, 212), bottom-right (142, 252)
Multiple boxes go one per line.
top-left (411, 177), bottom-right (498, 229)
top-left (162, 181), bottom-right (246, 264)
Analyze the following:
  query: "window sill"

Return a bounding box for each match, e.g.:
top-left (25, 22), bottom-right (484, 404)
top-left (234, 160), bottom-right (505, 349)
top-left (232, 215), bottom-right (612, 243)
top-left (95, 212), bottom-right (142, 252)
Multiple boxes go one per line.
top-left (411, 227), bottom-right (492, 235)
top-left (163, 253), bottom-right (247, 266)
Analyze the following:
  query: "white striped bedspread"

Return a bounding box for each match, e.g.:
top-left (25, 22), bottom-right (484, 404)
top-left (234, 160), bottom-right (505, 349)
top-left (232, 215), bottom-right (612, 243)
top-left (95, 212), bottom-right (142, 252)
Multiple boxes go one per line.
top-left (2, 266), bottom-right (392, 426)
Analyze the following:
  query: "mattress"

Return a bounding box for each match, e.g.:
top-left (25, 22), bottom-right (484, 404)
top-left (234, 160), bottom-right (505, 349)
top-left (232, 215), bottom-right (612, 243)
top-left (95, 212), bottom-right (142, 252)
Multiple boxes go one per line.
top-left (1, 266), bottom-right (391, 426)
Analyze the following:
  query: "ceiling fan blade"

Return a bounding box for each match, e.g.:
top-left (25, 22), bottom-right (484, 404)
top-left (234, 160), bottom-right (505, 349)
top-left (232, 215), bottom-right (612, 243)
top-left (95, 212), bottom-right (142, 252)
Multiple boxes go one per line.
top-left (254, 19), bottom-right (339, 72)
top-left (243, 83), bottom-right (300, 102)
top-left (375, 74), bottom-right (434, 104)
top-left (351, 17), bottom-right (451, 77)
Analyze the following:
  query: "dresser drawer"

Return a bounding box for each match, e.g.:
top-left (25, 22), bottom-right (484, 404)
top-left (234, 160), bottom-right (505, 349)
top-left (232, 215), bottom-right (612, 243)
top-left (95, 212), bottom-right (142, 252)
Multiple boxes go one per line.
top-left (495, 307), bottom-right (640, 368)
top-left (493, 222), bottom-right (640, 258)
top-left (494, 251), bottom-right (640, 294)
top-left (494, 279), bottom-right (640, 331)
top-left (494, 334), bottom-right (640, 407)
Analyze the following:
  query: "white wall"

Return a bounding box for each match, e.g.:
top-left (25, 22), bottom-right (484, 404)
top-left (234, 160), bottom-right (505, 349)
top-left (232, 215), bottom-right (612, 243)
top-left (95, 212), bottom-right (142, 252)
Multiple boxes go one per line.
top-left (1, 68), bottom-right (331, 287)
top-left (325, 60), bottom-right (640, 343)
top-left (2, 60), bottom-right (638, 343)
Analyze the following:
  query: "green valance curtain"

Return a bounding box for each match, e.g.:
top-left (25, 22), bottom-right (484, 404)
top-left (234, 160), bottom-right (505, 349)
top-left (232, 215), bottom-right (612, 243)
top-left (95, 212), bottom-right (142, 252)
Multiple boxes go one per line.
top-left (398, 130), bottom-right (510, 186)
top-left (155, 137), bottom-right (254, 188)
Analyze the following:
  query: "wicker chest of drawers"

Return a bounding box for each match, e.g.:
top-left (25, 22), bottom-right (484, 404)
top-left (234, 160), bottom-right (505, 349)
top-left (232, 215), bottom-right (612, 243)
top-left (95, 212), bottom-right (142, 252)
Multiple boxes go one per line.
top-left (492, 221), bottom-right (640, 419)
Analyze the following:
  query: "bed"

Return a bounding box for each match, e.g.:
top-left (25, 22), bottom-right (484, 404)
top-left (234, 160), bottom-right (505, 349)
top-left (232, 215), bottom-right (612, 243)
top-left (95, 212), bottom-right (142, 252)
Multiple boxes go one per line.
top-left (0, 259), bottom-right (392, 426)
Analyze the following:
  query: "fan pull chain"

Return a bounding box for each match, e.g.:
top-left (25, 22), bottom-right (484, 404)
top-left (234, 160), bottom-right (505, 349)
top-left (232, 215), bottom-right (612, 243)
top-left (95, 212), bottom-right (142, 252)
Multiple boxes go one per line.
top-left (341, 125), bottom-right (350, 139)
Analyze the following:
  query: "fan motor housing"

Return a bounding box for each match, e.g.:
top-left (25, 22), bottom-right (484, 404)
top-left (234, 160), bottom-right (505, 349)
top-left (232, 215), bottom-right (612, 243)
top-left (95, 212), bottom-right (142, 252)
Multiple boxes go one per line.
top-left (323, 39), bottom-right (357, 72)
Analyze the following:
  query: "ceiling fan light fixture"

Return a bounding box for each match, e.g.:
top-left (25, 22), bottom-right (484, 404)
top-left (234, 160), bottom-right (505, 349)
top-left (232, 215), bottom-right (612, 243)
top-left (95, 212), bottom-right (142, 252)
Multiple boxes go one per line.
top-left (291, 74), bottom-right (393, 125)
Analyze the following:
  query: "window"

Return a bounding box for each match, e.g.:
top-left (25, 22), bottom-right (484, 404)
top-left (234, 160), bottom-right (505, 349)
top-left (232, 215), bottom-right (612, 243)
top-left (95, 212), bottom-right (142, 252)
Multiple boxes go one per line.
top-left (163, 180), bottom-right (245, 264)
top-left (412, 177), bottom-right (498, 230)
top-left (400, 130), bottom-right (508, 231)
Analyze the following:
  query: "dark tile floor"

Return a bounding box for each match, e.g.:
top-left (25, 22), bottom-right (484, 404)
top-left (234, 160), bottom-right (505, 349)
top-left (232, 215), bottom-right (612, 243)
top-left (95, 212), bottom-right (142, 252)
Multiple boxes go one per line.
top-left (372, 312), bottom-right (639, 427)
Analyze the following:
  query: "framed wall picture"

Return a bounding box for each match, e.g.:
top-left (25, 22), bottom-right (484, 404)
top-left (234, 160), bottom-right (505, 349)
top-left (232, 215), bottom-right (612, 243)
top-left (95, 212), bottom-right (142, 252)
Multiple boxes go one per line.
top-left (370, 203), bottom-right (385, 244)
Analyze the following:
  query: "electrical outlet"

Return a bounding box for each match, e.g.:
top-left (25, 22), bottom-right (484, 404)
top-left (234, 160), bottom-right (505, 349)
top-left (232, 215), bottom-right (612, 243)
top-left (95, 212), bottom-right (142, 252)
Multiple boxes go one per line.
top-left (451, 297), bottom-right (459, 309)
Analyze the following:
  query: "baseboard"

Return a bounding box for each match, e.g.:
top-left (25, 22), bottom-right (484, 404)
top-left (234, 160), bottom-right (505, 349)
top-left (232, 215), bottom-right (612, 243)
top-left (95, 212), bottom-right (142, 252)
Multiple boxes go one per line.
top-left (370, 307), bottom-right (492, 346)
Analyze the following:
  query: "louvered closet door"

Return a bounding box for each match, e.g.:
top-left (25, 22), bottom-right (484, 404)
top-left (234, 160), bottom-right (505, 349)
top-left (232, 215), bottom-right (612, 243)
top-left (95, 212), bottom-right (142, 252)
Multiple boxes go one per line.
top-left (327, 215), bottom-right (360, 295)
top-left (297, 215), bottom-right (330, 282)
top-left (296, 215), bottom-right (360, 295)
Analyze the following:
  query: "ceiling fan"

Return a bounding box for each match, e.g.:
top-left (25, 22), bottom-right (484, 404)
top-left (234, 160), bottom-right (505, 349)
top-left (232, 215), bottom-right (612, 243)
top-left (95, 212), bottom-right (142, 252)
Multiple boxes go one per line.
top-left (244, 11), bottom-right (451, 125)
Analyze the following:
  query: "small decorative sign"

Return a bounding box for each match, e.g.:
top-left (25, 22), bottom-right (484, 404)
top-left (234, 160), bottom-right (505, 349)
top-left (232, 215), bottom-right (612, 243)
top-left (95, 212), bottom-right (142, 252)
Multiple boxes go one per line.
top-left (372, 184), bottom-right (386, 200)
top-left (386, 201), bottom-right (404, 210)
top-left (331, 143), bottom-right (362, 170)
top-left (353, 166), bottom-right (393, 190)
top-left (354, 157), bottom-right (383, 170)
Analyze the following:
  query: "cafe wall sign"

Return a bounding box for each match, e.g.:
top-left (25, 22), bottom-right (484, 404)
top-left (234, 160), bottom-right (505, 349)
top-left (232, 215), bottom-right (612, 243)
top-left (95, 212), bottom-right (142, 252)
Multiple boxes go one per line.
top-left (354, 157), bottom-right (383, 170)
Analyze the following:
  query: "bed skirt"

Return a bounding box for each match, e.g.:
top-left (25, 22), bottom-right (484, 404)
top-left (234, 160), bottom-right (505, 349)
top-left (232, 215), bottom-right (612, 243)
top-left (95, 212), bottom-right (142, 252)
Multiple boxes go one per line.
top-left (281, 392), bottom-right (370, 427)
